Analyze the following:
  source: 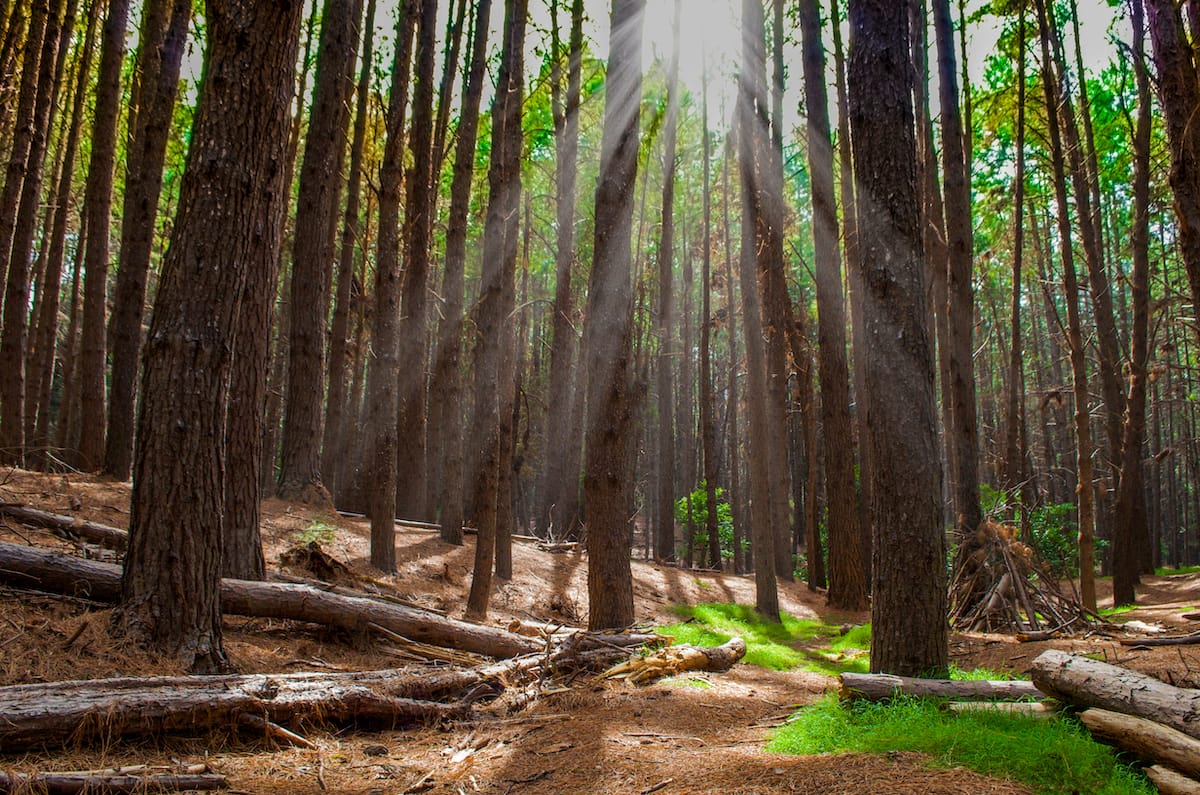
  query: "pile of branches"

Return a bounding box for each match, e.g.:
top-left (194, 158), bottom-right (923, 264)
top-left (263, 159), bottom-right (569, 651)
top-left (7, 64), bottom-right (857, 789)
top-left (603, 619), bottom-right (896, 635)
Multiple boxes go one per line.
top-left (949, 520), bottom-right (1096, 636)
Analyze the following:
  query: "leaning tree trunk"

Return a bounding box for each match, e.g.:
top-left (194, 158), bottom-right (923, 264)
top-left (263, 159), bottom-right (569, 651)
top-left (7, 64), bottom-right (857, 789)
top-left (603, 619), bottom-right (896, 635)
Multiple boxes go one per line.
top-left (115, 0), bottom-right (302, 674)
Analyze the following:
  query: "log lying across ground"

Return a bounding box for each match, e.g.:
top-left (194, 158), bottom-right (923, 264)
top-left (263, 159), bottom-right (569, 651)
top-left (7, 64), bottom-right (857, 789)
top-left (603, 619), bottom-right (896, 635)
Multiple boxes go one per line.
top-left (601, 637), bottom-right (746, 684)
top-left (0, 541), bottom-right (538, 658)
top-left (0, 770), bottom-right (225, 794)
top-left (839, 672), bottom-right (1042, 702)
top-left (0, 503), bottom-right (129, 551)
top-left (1030, 649), bottom-right (1200, 740)
top-left (1080, 708), bottom-right (1200, 778)
top-left (1147, 765), bottom-right (1200, 795)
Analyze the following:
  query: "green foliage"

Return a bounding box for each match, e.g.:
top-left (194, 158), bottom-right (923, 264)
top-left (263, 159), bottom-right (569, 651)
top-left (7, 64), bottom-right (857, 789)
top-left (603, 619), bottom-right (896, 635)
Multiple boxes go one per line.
top-left (657, 603), bottom-right (869, 675)
top-left (1156, 565), bottom-right (1200, 576)
top-left (1099, 604), bottom-right (1139, 617)
top-left (769, 695), bottom-right (1152, 795)
top-left (674, 482), bottom-right (737, 561)
top-left (298, 520), bottom-right (337, 546)
top-left (1029, 503), bottom-right (1083, 578)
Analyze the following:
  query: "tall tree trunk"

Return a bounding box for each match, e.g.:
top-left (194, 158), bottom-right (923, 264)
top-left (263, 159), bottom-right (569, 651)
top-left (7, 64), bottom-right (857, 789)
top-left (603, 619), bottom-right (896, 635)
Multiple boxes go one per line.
top-left (363, 0), bottom-right (417, 573)
top-left (1145, 0), bottom-right (1200, 342)
top-left (0, 0), bottom-right (61, 464)
top-left (737, 0), bottom-right (780, 619)
top-left (849, 0), bottom-right (947, 677)
top-left (1114, 0), bottom-right (1154, 606)
top-left (582, 0), bottom-right (643, 630)
top-left (799, 0), bottom-right (864, 610)
top-left (322, 0), bottom-right (375, 502)
top-left (429, 0), bottom-right (490, 545)
top-left (722, 141), bottom-right (745, 575)
top-left (829, 0), bottom-right (871, 580)
top-left (699, 60), bottom-right (722, 571)
top-left (77, 0), bottom-right (130, 469)
top-left (30, 0), bottom-right (98, 467)
top-left (278, 0), bottom-right (363, 505)
top-left (102, 0), bottom-right (192, 479)
top-left (1035, 0), bottom-right (1097, 613)
top-left (539, 0), bottom-right (584, 542)
top-left (1002, 5), bottom-right (1028, 510)
top-left (464, 0), bottom-right (525, 619)
top-left (933, 0), bottom-right (982, 546)
top-left (394, 0), bottom-right (439, 521)
top-left (653, 0), bottom-right (680, 563)
top-left (117, 0), bottom-right (301, 672)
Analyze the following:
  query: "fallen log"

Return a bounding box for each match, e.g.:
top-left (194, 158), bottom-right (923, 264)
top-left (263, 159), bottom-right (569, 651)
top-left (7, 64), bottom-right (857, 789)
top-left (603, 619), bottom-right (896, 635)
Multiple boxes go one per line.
top-left (942, 701), bottom-right (1054, 717)
top-left (1146, 765), bottom-right (1200, 795)
top-left (0, 665), bottom-right (493, 751)
top-left (838, 672), bottom-right (1042, 702)
top-left (1119, 631), bottom-right (1200, 647)
top-left (1080, 708), bottom-right (1200, 778)
top-left (0, 503), bottom-right (128, 551)
top-left (1030, 649), bottom-right (1200, 740)
top-left (0, 541), bottom-right (538, 659)
top-left (0, 770), bottom-right (225, 794)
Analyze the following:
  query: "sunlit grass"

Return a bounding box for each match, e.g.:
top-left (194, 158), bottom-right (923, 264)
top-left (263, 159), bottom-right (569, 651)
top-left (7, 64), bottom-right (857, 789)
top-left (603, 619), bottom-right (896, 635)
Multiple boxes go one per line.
top-left (1155, 564), bottom-right (1200, 576)
top-left (1100, 604), bottom-right (1139, 617)
top-left (769, 694), bottom-right (1152, 795)
top-left (656, 603), bottom-right (869, 674)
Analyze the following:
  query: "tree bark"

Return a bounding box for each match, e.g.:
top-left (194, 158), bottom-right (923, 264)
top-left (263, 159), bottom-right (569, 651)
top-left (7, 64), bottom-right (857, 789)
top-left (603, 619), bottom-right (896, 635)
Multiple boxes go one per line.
top-left (115, 0), bottom-right (302, 672)
top-left (840, 672), bottom-right (1041, 702)
top-left (1032, 651), bottom-right (1200, 741)
top-left (393, 0), bottom-right (440, 522)
top-left (428, 0), bottom-right (490, 546)
top-left (849, 0), bottom-right (947, 677)
top-left (363, 0), bottom-right (417, 573)
top-left (0, 0), bottom-right (60, 465)
top-left (1082, 708), bottom-right (1200, 779)
top-left (653, 0), bottom-right (680, 564)
top-left (798, 0), bottom-right (865, 611)
top-left (77, 0), bottom-right (130, 469)
top-left (321, 0), bottom-right (376, 503)
top-left (582, 0), bottom-right (644, 630)
top-left (1035, 0), bottom-right (1097, 613)
top-left (101, 0), bottom-right (192, 479)
top-left (538, 0), bottom-right (585, 542)
top-left (277, 0), bottom-right (363, 505)
top-left (465, 0), bottom-right (525, 619)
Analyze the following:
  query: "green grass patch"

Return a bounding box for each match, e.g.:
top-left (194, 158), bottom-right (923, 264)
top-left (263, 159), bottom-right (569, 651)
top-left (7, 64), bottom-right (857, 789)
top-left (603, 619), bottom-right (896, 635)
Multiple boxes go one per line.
top-left (1100, 604), bottom-right (1140, 617)
top-left (656, 603), bottom-right (869, 674)
top-left (769, 695), bottom-right (1152, 795)
top-left (1155, 564), bottom-right (1200, 576)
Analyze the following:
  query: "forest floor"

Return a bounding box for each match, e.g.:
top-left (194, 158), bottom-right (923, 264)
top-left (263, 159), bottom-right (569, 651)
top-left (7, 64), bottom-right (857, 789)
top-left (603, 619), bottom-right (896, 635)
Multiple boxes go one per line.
top-left (1, 469), bottom-right (1198, 794)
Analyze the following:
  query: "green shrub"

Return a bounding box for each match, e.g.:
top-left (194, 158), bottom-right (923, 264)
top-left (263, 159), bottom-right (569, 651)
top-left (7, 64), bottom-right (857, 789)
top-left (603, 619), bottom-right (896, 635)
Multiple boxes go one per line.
top-left (674, 482), bottom-right (737, 562)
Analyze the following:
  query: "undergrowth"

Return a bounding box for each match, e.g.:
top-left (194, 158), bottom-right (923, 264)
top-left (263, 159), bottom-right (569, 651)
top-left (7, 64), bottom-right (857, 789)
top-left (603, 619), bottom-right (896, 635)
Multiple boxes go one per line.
top-left (1156, 564), bottom-right (1200, 576)
top-left (770, 695), bottom-right (1152, 795)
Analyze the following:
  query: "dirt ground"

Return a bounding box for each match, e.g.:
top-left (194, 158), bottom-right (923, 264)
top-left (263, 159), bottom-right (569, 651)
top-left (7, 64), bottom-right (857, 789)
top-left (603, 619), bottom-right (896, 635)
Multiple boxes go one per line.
top-left (1, 468), bottom-right (1198, 794)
